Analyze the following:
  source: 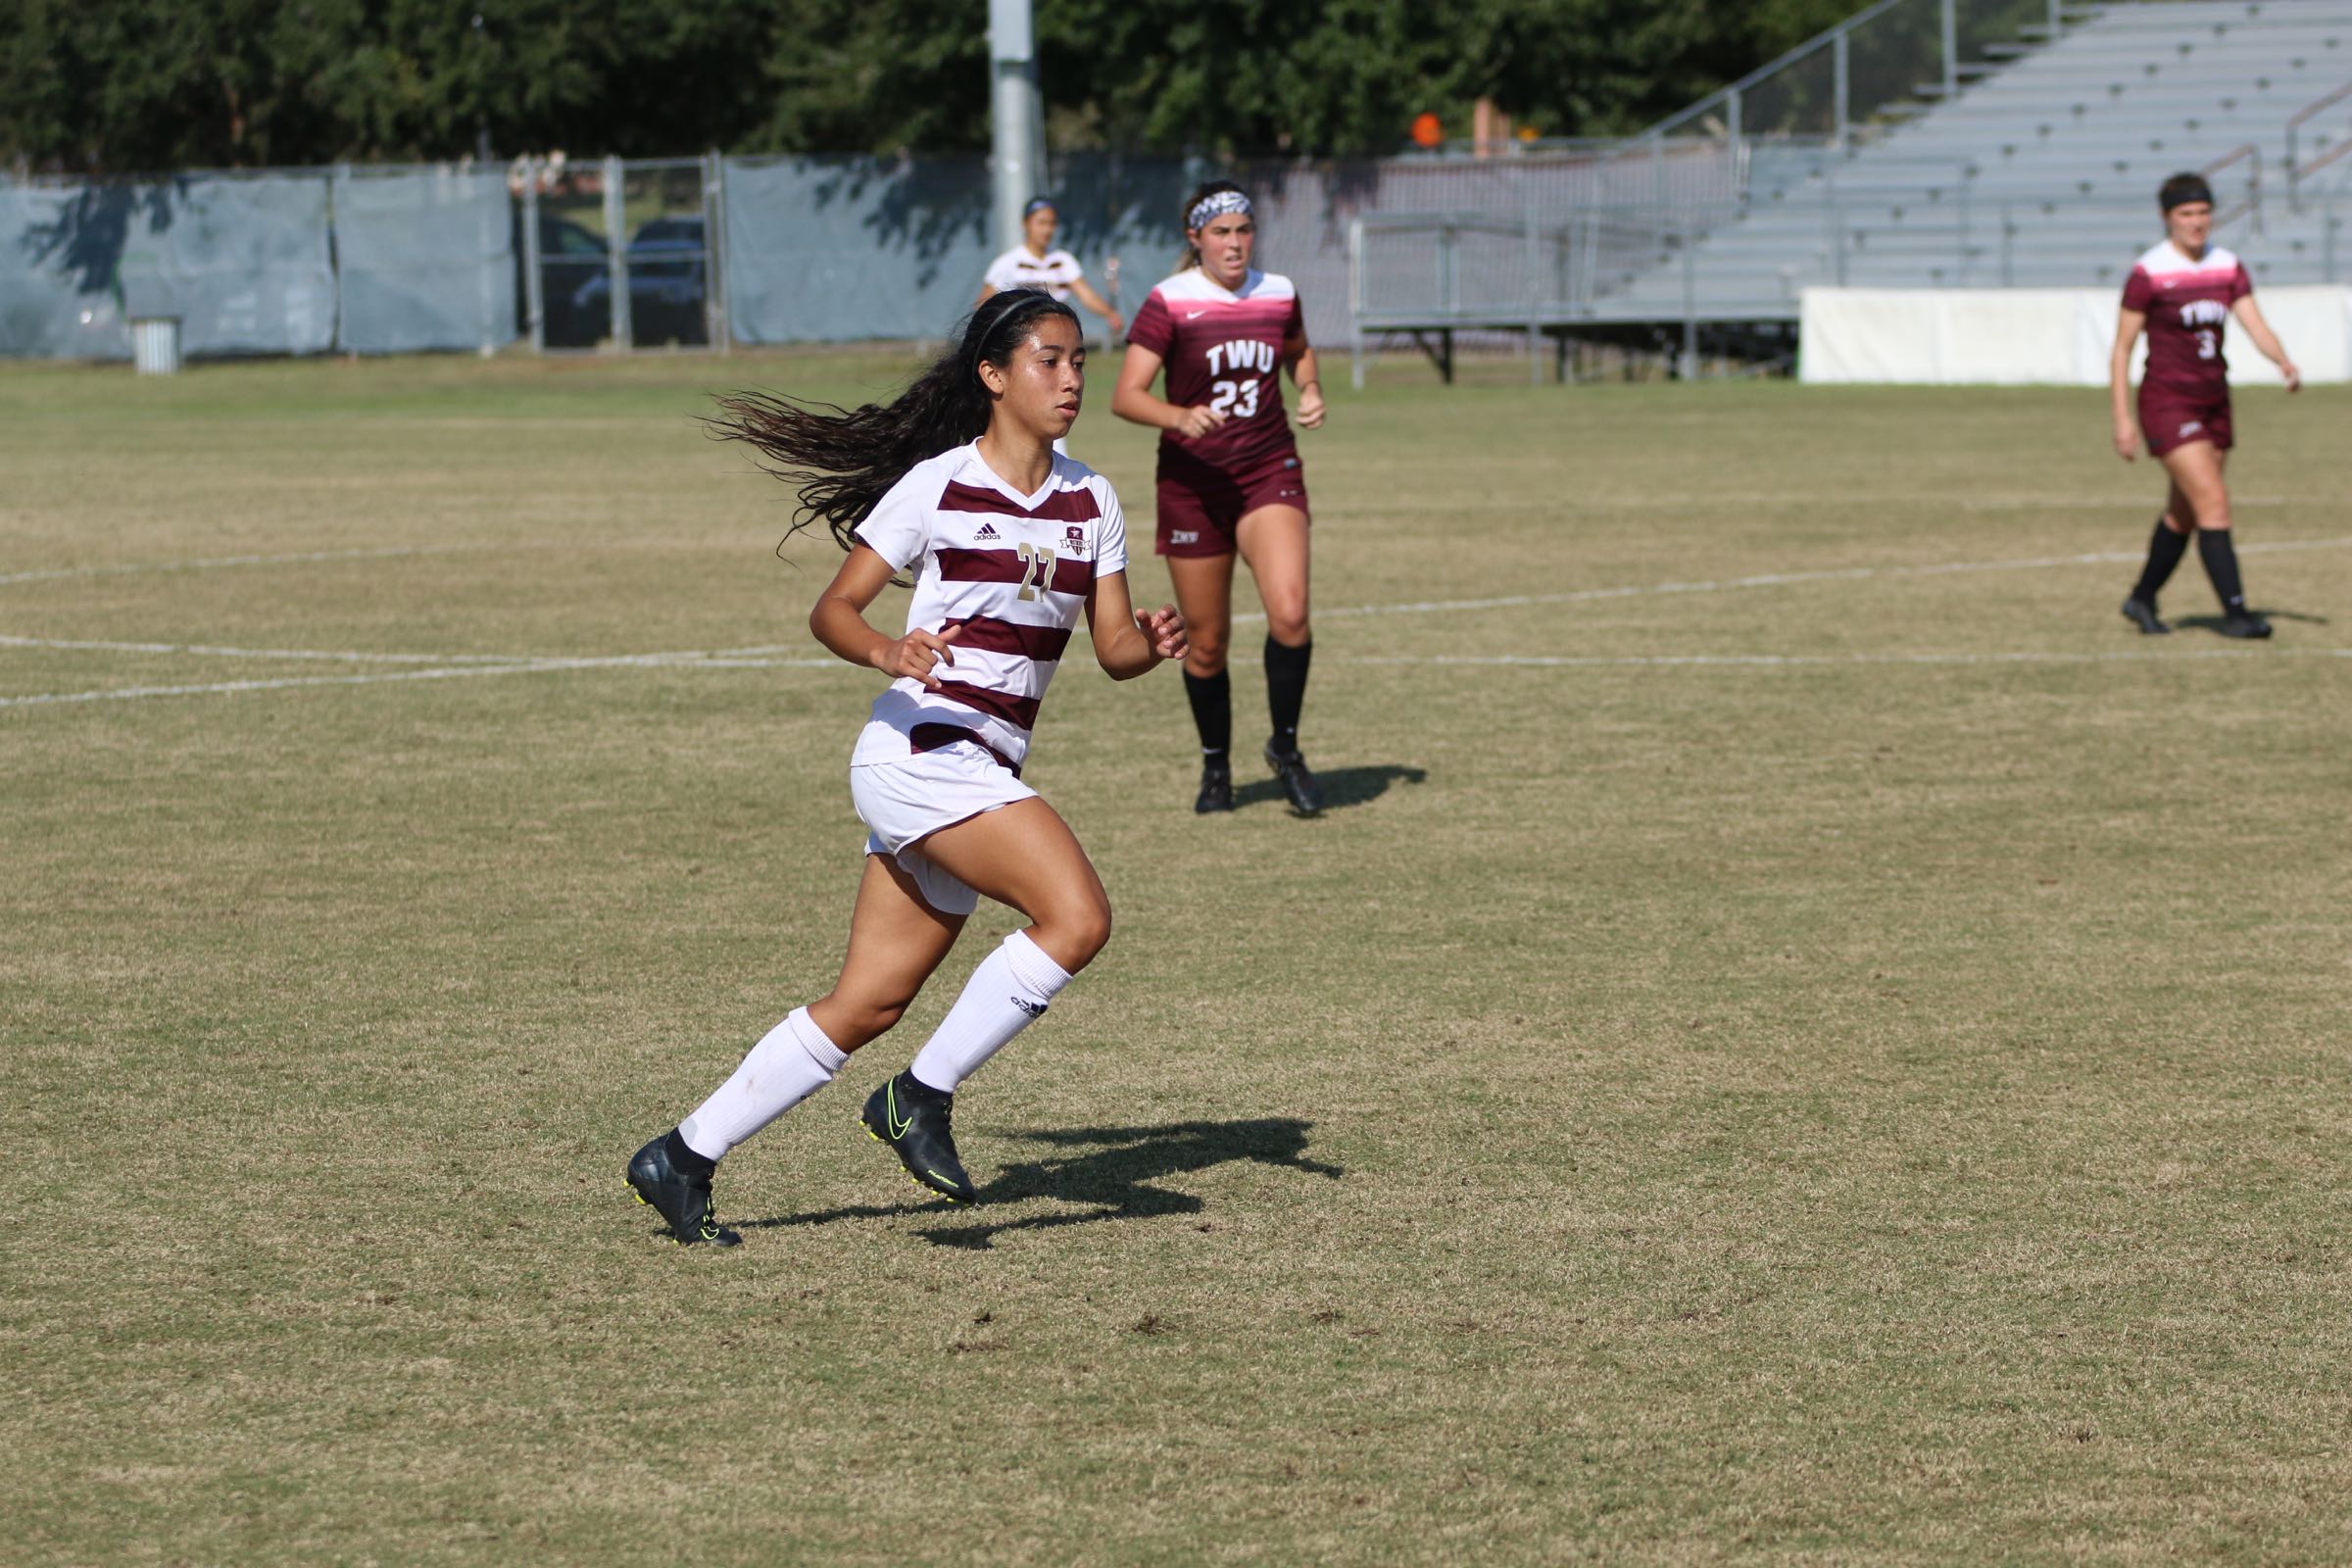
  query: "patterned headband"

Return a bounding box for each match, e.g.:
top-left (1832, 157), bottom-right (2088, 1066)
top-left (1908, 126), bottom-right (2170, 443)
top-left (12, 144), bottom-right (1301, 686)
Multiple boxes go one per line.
top-left (1188, 190), bottom-right (1254, 230)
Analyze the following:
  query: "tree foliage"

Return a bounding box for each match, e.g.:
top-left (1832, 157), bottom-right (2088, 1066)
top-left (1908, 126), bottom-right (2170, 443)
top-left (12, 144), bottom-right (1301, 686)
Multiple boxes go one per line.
top-left (0, 0), bottom-right (1875, 173)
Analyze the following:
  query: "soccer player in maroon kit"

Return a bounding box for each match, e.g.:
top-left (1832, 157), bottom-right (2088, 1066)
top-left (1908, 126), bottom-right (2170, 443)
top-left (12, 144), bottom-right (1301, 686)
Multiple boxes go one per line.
top-left (2112, 172), bottom-right (2302, 639)
top-left (1112, 180), bottom-right (1329, 815)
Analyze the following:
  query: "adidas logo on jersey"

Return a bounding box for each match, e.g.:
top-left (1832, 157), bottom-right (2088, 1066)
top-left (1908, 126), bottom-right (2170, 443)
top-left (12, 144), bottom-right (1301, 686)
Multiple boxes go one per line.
top-left (975, 522), bottom-right (1000, 540)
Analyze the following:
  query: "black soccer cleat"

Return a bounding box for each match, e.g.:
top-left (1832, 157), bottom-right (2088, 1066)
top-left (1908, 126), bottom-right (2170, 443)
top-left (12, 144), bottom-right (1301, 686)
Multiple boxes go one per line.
top-left (626, 1133), bottom-right (741, 1247)
top-left (860, 1070), bottom-right (977, 1203)
top-left (2218, 609), bottom-right (2273, 640)
top-left (2120, 596), bottom-right (2171, 635)
top-left (1263, 740), bottom-right (1326, 817)
top-left (1195, 756), bottom-right (1235, 813)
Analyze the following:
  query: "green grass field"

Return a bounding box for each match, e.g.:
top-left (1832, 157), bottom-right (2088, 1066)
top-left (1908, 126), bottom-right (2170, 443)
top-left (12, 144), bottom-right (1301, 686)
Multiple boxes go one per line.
top-left (5, 350), bottom-right (2349, 1565)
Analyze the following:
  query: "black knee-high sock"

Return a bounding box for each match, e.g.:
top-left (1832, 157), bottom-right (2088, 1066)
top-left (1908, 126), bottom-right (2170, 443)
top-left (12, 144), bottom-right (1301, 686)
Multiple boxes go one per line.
top-left (2197, 528), bottom-right (2248, 614)
top-left (1183, 668), bottom-right (1231, 758)
top-left (2132, 517), bottom-right (2190, 606)
top-left (1264, 636), bottom-right (1312, 755)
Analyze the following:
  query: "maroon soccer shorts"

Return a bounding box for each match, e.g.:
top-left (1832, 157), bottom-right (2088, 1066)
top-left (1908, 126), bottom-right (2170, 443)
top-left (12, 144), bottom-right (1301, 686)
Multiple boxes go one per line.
top-left (1153, 445), bottom-right (1311, 558)
top-left (2139, 392), bottom-right (2233, 457)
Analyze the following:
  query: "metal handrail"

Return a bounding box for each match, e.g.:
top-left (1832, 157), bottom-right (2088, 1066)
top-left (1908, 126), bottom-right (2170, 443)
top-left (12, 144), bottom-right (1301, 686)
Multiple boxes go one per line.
top-left (1353, 211), bottom-right (1558, 238)
top-left (2293, 130), bottom-right (2352, 199)
top-left (2285, 80), bottom-right (2352, 211)
top-left (1570, 0), bottom-right (2063, 273)
top-left (1346, 182), bottom-right (2347, 372)
top-left (2199, 141), bottom-right (2263, 233)
top-left (1629, 0), bottom-right (2069, 149)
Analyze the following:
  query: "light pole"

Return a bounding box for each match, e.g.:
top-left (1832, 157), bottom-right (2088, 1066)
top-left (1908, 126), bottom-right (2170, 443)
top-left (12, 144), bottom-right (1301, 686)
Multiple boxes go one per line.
top-left (989, 0), bottom-right (1046, 256)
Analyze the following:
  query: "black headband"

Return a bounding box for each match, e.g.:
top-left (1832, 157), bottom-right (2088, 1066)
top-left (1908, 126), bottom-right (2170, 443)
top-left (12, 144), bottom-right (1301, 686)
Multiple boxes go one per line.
top-left (2161, 175), bottom-right (2215, 211)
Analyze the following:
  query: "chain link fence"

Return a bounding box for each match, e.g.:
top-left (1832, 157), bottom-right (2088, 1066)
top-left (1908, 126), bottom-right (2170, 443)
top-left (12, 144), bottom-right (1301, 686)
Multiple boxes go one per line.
top-left (6, 121), bottom-right (2342, 368)
top-left (1, 144), bottom-right (1752, 364)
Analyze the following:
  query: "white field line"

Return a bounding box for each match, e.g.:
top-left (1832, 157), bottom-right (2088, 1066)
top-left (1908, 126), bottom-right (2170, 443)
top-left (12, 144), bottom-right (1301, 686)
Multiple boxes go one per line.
top-left (1957, 494), bottom-right (2325, 513)
top-left (16, 640), bottom-right (2341, 709)
top-left (1234, 534), bottom-right (2352, 625)
top-left (6, 511), bottom-right (2336, 594)
top-left (7, 535), bottom-right (2350, 708)
top-left (0, 543), bottom-right (509, 589)
top-left (0, 651), bottom-right (837, 709)
top-left (1349, 648), bottom-right (2352, 670)
top-left (0, 635), bottom-right (540, 665)
top-left (0, 635), bottom-right (813, 666)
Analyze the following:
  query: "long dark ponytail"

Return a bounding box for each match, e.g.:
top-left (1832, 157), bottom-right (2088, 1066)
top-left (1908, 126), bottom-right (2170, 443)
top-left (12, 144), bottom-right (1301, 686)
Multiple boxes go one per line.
top-left (1178, 178), bottom-right (1250, 270)
top-left (709, 288), bottom-right (1081, 556)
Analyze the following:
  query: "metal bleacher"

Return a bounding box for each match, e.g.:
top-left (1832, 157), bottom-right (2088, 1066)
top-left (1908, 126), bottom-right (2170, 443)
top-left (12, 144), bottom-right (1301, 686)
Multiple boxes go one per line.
top-left (1348, 0), bottom-right (2352, 377)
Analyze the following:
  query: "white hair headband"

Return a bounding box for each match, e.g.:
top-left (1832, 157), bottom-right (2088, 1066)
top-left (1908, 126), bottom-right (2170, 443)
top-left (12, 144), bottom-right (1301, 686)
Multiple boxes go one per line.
top-left (1188, 190), bottom-right (1254, 230)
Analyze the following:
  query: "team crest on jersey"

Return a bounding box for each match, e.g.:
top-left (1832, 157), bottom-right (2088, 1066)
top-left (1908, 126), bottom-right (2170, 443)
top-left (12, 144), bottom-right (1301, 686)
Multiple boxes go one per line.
top-left (1063, 524), bottom-right (1087, 551)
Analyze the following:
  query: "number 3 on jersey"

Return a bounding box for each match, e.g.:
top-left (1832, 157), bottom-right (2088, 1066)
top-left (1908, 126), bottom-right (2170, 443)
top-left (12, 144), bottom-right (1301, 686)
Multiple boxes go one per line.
top-left (1015, 542), bottom-right (1060, 601)
top-left (1209, 377), bottom-right (1260, 418)
top-left (2195, 328), bottom-right (2218, 361)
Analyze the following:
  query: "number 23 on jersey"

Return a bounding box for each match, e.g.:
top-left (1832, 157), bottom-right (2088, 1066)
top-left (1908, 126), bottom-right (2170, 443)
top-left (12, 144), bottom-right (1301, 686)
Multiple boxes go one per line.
top-left (1208, 378), bottom-right (1260, 417)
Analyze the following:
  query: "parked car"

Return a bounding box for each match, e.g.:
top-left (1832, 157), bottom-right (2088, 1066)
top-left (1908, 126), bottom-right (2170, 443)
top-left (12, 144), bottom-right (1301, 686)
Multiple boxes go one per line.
top-left (514, 212), bottom-right (612, 349)
top-left (569, 217), bottom-right (710, 346)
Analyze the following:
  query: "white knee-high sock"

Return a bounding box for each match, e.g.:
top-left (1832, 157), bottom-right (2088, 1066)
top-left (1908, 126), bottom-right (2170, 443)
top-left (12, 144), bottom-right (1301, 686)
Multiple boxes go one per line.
top-left (678, 1006), bottom-right (848, 1161)
top-left (908, 930), bottom-right (1073, 1094)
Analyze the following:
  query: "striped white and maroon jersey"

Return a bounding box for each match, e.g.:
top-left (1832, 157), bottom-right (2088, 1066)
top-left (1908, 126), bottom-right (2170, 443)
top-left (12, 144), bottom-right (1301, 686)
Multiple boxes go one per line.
top-left (851, 442), bottom-right (1129, 773)
top-left (2122, 240), bottom-right (2253, 401)
top-left (1127, 268), bottom-right (1306, 470)
top-left (983, 246), bottom-right (1086, 302)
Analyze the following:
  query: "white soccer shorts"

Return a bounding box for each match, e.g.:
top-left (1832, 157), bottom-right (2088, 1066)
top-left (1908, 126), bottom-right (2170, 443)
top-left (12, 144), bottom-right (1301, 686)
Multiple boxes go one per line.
top-left (850, 742), bottom-right (1038, 916)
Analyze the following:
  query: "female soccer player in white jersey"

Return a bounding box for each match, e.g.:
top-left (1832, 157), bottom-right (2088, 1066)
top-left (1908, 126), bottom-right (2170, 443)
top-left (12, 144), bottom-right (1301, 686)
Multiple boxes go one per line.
top-left (1111, 179), bottom-right (1328, 817)
top-left (978, 196), bottom-right (1124, 342)
top-left (624, 288), bottom-right (1187, 1245)
top-left (2112, 172), bottom-right (2301, 639)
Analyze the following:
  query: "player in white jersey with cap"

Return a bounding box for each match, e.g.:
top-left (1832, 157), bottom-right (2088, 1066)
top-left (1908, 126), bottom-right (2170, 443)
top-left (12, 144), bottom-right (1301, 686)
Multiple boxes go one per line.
top-left (623, 288), bottom-right (1186, 1245)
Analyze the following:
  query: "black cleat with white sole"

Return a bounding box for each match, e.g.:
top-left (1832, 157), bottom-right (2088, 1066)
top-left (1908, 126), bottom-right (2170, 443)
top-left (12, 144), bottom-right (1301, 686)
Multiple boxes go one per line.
top-left (1263, 741), bottom-right (1326, 817)
top-left (626, 1132), bottom-right (741, 1247)
top-left (860, 1069), bottom-right (977, 1203)
top-left (2121, 596), bottom-right (2171, 635)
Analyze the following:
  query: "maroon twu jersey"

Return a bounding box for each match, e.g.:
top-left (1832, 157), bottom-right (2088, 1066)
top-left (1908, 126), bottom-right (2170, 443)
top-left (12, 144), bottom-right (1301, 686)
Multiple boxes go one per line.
top-left (1127, 268), bottom-right (1306, 472)
top-left (2122, 240), bottom-right (2253, 403)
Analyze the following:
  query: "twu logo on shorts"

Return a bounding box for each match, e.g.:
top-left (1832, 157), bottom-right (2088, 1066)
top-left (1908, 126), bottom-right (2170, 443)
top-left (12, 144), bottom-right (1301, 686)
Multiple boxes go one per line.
top-left (2179, 420), bottom-right (2203, 438)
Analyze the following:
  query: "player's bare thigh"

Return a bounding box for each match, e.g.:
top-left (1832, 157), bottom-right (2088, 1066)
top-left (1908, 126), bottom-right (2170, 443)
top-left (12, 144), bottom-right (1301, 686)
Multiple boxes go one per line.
top-left (1166, 551), bottom-right (1239, 677)
top-left (2158, 441), bottom-right (2231, 530)
top-left (911, 797), bottom-right (1112, 973)
top-left (1236, 504), bottom-right (1311, 646)
top-left (807, 854), bottom-right (967, 1051)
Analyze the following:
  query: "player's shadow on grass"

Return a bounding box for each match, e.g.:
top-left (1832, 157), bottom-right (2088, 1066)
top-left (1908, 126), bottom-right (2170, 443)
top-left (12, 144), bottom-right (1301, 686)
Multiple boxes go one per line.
top-left (1233, 763), bottom-right (1427, 813)
top-left (2172, 607), bottom-right (2329, 634)
top-left (746, 1117), bottom-right (1344, 1250)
